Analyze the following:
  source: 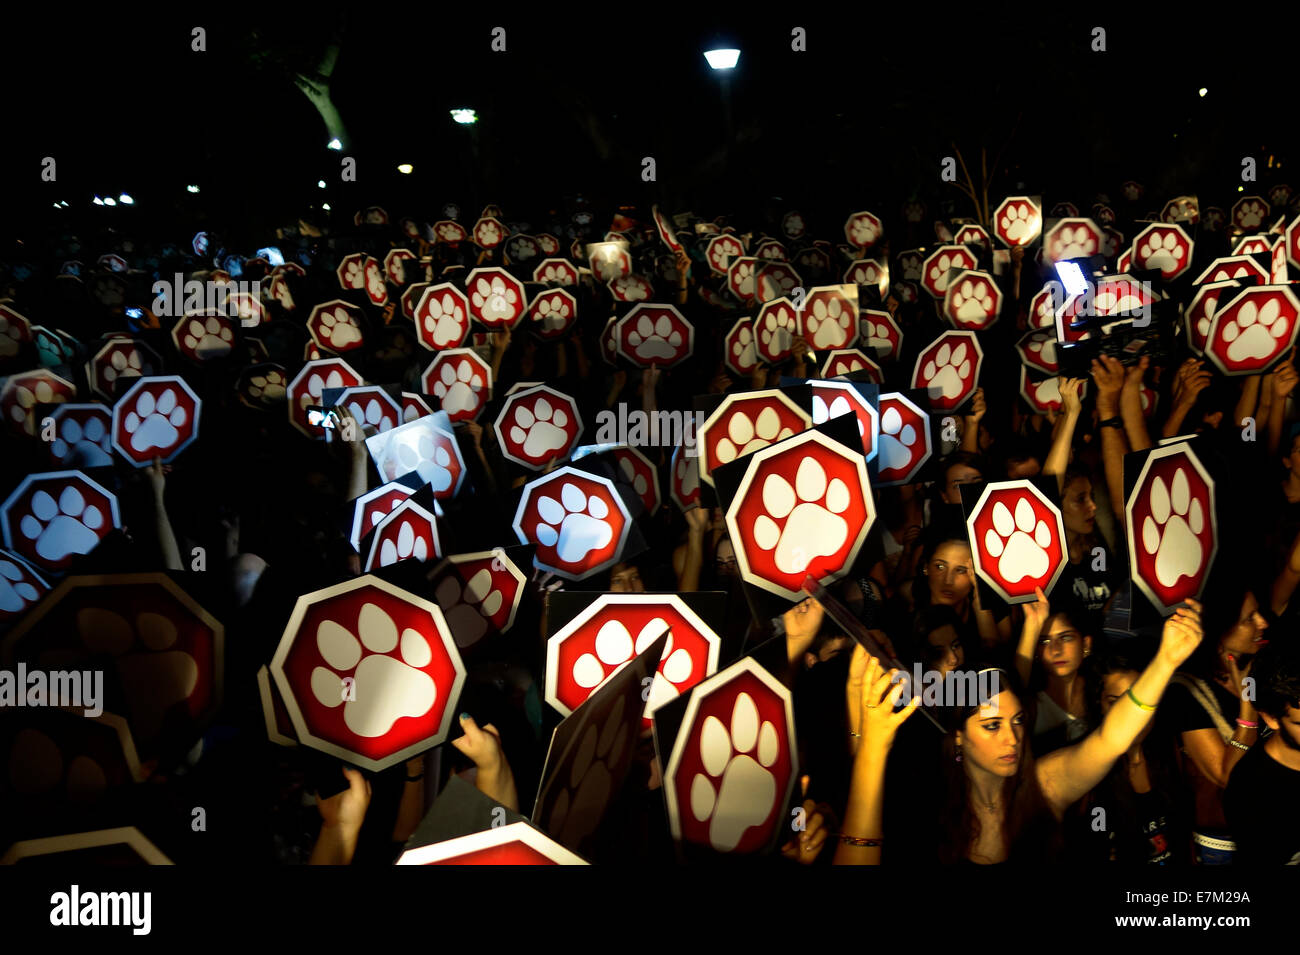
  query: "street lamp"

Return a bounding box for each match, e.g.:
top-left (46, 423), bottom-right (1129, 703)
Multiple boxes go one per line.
top-left (327, 138), bottom-right (343, 151)
top-left (397, 164), bottom-right (414, 174)
top-left (704, 49), bottom-right (740, 70)
top-left (450, 109), bottom-right (478, 125)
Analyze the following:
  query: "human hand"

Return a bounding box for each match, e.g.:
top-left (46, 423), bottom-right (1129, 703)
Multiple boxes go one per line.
top-left (1171, 358), bottom-right (1212, 410)
top-left (708, 371), bottom-right (734, 395)
top-left (464, 420), bottom-right (483, 447)
top-left (851, 647), bottom-right (921, 756)
top-left (1158, 599), bottom-right (1203, 670)
top-left (791, 336), bottom-right (810, 363)
top-left (147, 457), bottom-right (166, 498)
top-left (451, 713), bottom-right (518, 810)
top-left (1272, 349), bottom-right (1298, 400)
top-left (1123, 355), bottom-right (1150, 396)
top-left (1090, 355), bottom-right (1126, 412)
top-left (316, 765), bottom-right (372, 835)
top-left (684, 504), bottom-right (710, 534)
top-left (783, 598), bottom-right (825, 661)
top-left (965, 387), bottom-right (986, 424)
top-left (780, 777), bottom-right (830, 863)
top-left (1221, 646), bottom-right (1255, 704)
top-left (1059, 376), bottom-right (1084, 417)
top-left (1021, 586), bottom-right (1050, 641)
top-left (673, 249), bottom-right (691, 285)
top-left (490, 328), bottom-right (511, 356)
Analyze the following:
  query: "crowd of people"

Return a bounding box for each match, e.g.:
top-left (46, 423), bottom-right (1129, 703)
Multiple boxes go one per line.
top-left (2, 191), bottom-right (1299, 867)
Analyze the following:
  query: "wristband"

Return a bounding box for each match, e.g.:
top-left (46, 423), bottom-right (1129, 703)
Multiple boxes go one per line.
top-left (1228, 740), bottom-right (1251, 752)
top-left (1126, 687), bottom-right (1155, 711)
top-left (1236, 719), bottom-right (1258, 729)
top-left (1098, 416), bottom-right (1123, 429)
top-left (839, 834), bottom-right (884, 848)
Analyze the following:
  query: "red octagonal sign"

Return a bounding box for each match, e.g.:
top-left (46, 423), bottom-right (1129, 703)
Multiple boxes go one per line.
top-left (800, 286), bottom-right (859, 351)
top-left (822, 348), bottom-right (883, 382)
top-left (614, 304), bottom-right (694, 368)
top-left (466, 268), bottom-right (526, 329)
top-left (810, 381), bottom-right (878, 462)
top-left (875, 393), bottom-right (932, 486)
top-left (494, 384), bottom-right (583, 470)
top-left (662, 656), bottom-right (797, 855)
top-left (725, 430), bottom-right (874, 601)
top-left (912, 331), bottom-right (982, 412)
top-left (698, 390), bottom-right (811, 489)
top-left (365, 498), bottom-right (441, 570)
top-left (422, 349), bottom-right (492, 423)
top-left (993, 196), bottom-right (1042, 247)
top-left (921, 245), bottom-right (977, 299)
top-left (1043, 218), bottom-right (1102, 263)
top-left (1203, 285), bottom-right (1300, 376)
top-left (966, 480), bottom-right (1068, 604)
top-left (1132, 223), bottom-right (1193, 281)
top-left (270, 575), bottom-right (466, 772)
top-left (545, 593), bottom-right (722, 728)
top-left (428, 550), bottom-right (528, 648)
top-left (513, 467), bottom-right (632, 580)
top-left (415, 284), bottom-right (471, 351)
top-left (110, 375), bottom-right (201, 466)
top-left (1, 470), bottom-right (121, 573)
top-left (942, 269), bottom-right (1002, 330)
top-left (753, 298), bottom-right (799, 364)
top-left (1125, 443), bottom-right (1217, 615)
top-left (287, 357), bottom-right (364, 438)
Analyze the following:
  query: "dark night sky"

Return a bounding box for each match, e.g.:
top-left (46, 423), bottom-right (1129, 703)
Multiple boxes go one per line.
top-left (0, 8), bottom-right (1292, 247)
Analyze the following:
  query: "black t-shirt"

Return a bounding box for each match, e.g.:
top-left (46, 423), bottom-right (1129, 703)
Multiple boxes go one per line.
top-left (1223, 744), bottom-right (1300, 865)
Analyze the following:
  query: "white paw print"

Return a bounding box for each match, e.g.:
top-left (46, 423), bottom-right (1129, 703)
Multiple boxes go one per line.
top-left (377, 512), bottom-right (435, 565)
top-left (865, 316), bottom-right (896, 356)
top-left (627, 315), bottom-right (682, 361)
top-left (850, 217), bottom-right (880, 247)
top-left (1024, 333), bottom-right (1057, 368)
top-left (714, 407), bottom-right (794, 465)
top-left (540, 263), bottom-right (575, 286)
top-left (752, 457), bottom-right (850, 575)
top-left (510, 397), bottom-right (570, 458)
top-left (300, 368), bottom-right (349, 412)
top-left (691, 692), bottom-right (780, 852)
top-left (812, 392), bottom-right (864, 437)
top-left (1221, 297), bottom-right (1290, 362)
top-left (435, 570), bottom-right (504, 648)
top-left (317, 307), bottom-right (363, 349)
top-left (422, 292), bottom-right (467, 348)
top-left (438, 223), bottom-right (463, 241)
top-left (573, 619), bottom-right (695, 713)
top-left (470, 276), bottom-right (519, 324)
top-left (928, 253), bottom-right (962, 293)
top-left (826, 354), bottom-right (866, 376)
top-left (342, 259), bottom-right (364, 288)
top-left (878, 405), bottom-right (919, 474)
top-left (311, 603), bottom-right (437, 738)
top-left (247, 370), bottom-right (287, 401)
top-left (758, 265), bottom-right (799, 299)
top-left (8, 378), bottom-right (66, 433)
top-left (104, 348), bottom-right (143, 384)
top-left (20, 485), bottom-right (106, 563)
top-left (534, 295), bottom-right (573, 333)
top-left (922, 341), bottom-right (973, 400)
top-left (898, 253), bottom-right (923, 281)
top-left (674, 449), bottom-right (700, 504)
top-left (50, 413), bottom-right (112, 467)
top-left (804, 296), bottom-right (852, 349)
top-left (784, 213), bottom-right (805, 236)
top-left (0, 314), bottom-right (27, 358)
top-left (345, 396), bottom-right (398, 436)
top-left (984, 497), bottom-right (1052, 583)
top-left (545, 693), bottom-right (631, 850)
top-left (0, 555), bottom-right (43, 616)
top-left (1236, 200), bottom-right (1266, 230)
top-left (1141, 468), bottom-right (1205, 588)
top-left (123, 388), bottom-right (188, 454)
top-left (395, 432), bottom-right (456, 493)
top-left (730, 325), bottom-right (756, 369)
top-left (1000, 203), bottom-right (1034, 243)
top-left (535, 482), bottom-right (613, 563)
top-left (432, 359), bottom-right (486, 416)
top-left (182, 317), bottom-right (234, 358)
top-left (848, 261), bottom-right (882, 286)
top-left (1193, 292), bottom-right (1224, 343)
top-left (757, 306), bottom-right (796, 358)
top-left (950, 277), bottom-right (993, 320)
top-left (365, 260), bottom-right (387, 302)
top-left (478, 221), bottom-right (501, 246)
top-left (1051, 226), bottom-right (1097, 260)
top-left (1138, 232), bottom-right (1185, 275)
top-left (611, 275), bottom-right (650, 301)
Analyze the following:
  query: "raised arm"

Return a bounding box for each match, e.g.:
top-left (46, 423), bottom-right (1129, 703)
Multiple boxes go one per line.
top-left (1266, 353), bottom-right (1298, 457)
top-left (1162, 358), bottom-right (1211, 439)
top-left (147, 458), bottom-right (184, 571)
top-left (1014, 587), bottom-right (1050, 688)
top-left (1037, 599), bottom-right (1202, 815)
top-left (961, 388), bottom-right (986, 453)
top-left (1119, 356), bottom-right (1152, 453)
top-left (833, 648), bottom-right (921, 865)
top-left (1091, 356), bottom-right (1130, 522)
top-left (1043, 377), bottom-right (1083, 492)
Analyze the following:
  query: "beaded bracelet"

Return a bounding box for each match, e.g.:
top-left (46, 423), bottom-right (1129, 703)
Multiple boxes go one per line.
top-left (1228, 740), bottom-right (1251, 752)
top-left (839, 834), bottom-right (884, 848)
top-left (1126, 687), bottom-right (1155, 711)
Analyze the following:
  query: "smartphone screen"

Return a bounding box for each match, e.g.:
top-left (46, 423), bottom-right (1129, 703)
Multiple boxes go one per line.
top-left (306, 406), bottom-right (335, 429)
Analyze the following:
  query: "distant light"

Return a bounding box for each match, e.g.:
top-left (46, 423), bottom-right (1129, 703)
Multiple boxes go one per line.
top-left (317, 180), bottom-right (327, 189)
top-left (103, 197), bottom-right (117, 206)
top-left (119, 193), bottom-right (134, 205)
top-left (450, 108), bottom-right (478, 125)
top-left (53, 202), bottom-right (61, 209)
top-left (1238, 186), bottom-right (1245, 192)
top-left (704, 49), bottom-right (740, 70)
top-left (397, 164), bottom-right (414, 175)
top-left (322, 203), bottom-right (332, 211)
top-left (93, 196), bottom-right (104, 205)
top-left (327, 138), bottom-right (343, 151)
top-left (1198, 87), bottom-right (1208, 97)
top-left (60, 200), bottom-right (69, 207)
top-left (186, 184), bottom-right (200, 194)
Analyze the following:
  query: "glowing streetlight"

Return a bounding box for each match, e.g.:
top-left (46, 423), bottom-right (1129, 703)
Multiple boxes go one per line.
top-left (103, 197), bottom-right (117, 206)
top-left (187, 184), bottom-right (200, 194)
top-left (92, 196), bottom-right (104, 205)
top-left (397, 164), bottom-right (414, 174)
top-left (327, 138), bottom-right (343, 151)
top-left (119, 193), bottom-right (134, 205)
top-left (317, 180), bottom-right (326, 189)
top-left (322, 203), bottom-right (332, 211)
top-left (704, 49), bottom-right (740, 70)
top-left (450, 108), bottom-right (478, 125)
top-left (1198, 88), bottom-right (1207, 97)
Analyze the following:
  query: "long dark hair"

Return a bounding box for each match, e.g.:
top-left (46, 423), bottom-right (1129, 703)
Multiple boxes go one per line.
top-left (936, 667), bottom-right (1062, 863)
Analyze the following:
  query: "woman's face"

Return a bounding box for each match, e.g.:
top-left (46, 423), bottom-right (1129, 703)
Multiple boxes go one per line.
top-left (926, 624), bottom-right (964, 675)
top-left (925, 542), bottom-right (975, 606)
top-left (1039, 614), bottom-right (1089, 678)
top-left (958, 688), bottom-right (1025, 778)
top-left (1100, 670), bottom-right (1141, 718)
top-left (1061, 476), bottom-right (1097, 536)
top-left (1220, 590), bottom-right (1269, 656)
top-left (609, 562), bottom-right (645, 593)
top-left (715, 538), bottom-right (738, 580)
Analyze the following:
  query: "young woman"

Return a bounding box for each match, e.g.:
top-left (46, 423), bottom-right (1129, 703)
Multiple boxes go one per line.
top-left (1014, 588), bottom-right (1093, 754)
top-left (834, 599), bottom-right (1203, 865)
top-left (898, 532), bottom-right (1011, 652)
